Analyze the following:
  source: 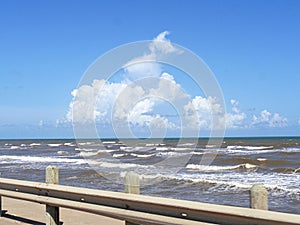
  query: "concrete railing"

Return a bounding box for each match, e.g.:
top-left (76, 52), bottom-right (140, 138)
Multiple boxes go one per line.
top-left (0, 166), bottom-right (300, 225)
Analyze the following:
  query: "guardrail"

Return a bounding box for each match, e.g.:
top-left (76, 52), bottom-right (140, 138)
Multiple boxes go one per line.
top-left (0, 166), bottom-right (300, 225)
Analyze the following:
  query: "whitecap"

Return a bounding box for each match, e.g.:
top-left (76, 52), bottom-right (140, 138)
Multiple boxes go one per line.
top-left (112, 153), bottom-right (127, 158)
top-left (170, 147), bottom-right (190, 151)
top-left (98, 162), bottom-right (152, 169)
top-left (131, 153), bottom-right (155, 158)
top-left (64, 142), bottom-right (75, 146)
top-left (156, 147), bottom-right (169, 151)
top-left (30, 143), bottom-right (41, 146)
top-left (102, 141), bottom-right (116, 144)
top-left (57, 151), bottom-right (68, 155)
top-left (0, 155), bottom-right (86, 164)
top-left (178, 143), bottom-right (195, 147)
top-left (48, 144), bottom-right (62, 147)
top-left (186, 163), bottom-right (257, 171)
top-left (227, 145), bottom-right (273, 150)
top-left (257, 158), bottom-right (267, 161)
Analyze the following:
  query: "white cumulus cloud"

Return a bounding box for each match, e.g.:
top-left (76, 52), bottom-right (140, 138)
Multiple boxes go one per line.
top-left (251, 110), bottom-right (288, 128)
top-left (67, 79), bottom-right (126, 124)
top-left (225, 100), bottom-right (246, 129)
top-left (183, 98), bottom-right (246, 130)
top-left (64, 31), bottom-right (292, 137)
top-left (183, 96), bottom-right (225, 130)
top-left (67, 72), bottom-right (187, 132)
top-left (149, 31), bottom-right (181, 56)
top-left (123, 31), bottom-right (182, 81)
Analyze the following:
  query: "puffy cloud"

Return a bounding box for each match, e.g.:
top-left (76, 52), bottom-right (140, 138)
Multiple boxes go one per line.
top-left (67, 72), bottom-right (187, 132)
top-left (298, 117), bottom-right (300, 125)
top-left (183, 96), bottom-right (224, 130)
top-left (67, 79), bottom-right (126, 124)
top-left (225, 100), bottom-right (246, 129)
top-left (149, 72), bottom-right (189, 101)
top-left (112, 73), bottom-right (188, 130)
top-left (149, 31), bottom-right (181, 56)
top-left (124, 62), bottom-right (162, 80)
top-left (251, 110), bottom-right (288, 128)
top-left (67, 31), bottom-right (186, 132)
top-left (65, 31), bottom-right (292, 137)
top-left (183, 98), bottom-right (246, 130)
top-left (127, 98), bottom-right (176, 130)
top-left (123, 31), bottom-right (182, 81)
top-left (38, 120), bottom-right (43, 127)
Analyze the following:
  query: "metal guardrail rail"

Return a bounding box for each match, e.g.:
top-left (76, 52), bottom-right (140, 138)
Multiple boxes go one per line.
top-left (0, 167), bottom-right (300, 225)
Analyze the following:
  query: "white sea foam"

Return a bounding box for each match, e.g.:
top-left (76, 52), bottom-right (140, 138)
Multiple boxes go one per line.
top-left (257, 158), bottom-right (267, 161)
top-left (186, 163), bottom-right (257, 171)
top-left (120, 146), bottom-right (132, 150)
top-left (156, 147), bottom-right (169, 151)
top-left (131, 153), bottom-right (155, 158)
top-left (80, 152), bottom-right (98, 157)
top-left (112, 153), bottom-right (127, 158)
top-left (57, 151), bottom-right (68, 155)
top-left (102, 141), bottom-right (116, 144)
top-left (223, 147), bottom-right (300, 155)
top-left (64, 142), bottom-right (75, 146)
top-left (48, 143), bottom-right (62, 147)
top-left (30, 143), bottom-right (41, 146)
top-left (227, 145), bottom-right (273, 150)
top-left (80, 150), bottom-right (114, 157)
top-left (157, 152), bottom-right (189, 157)
top-left (0, 155), bottom-right (86, 164)
top-left (178, 143), bottom-right (195, 147)
top-left (112, 153), bottom-right (154, 158)
top-left (170, 147), bottom-right (190, 151)
top-left (98, 162), bottom-right (152, 169)
top-left (205, 145), bottom-right (218, 148)
top-left (77, 142), bottom-right (93, 146)
top-left (78, 148), bottom-right (115, 153)
top-left (191, 151), bottom-right (204, 155)
top-left (121, 146), bottom-right (151, 152)
top-left (138, 171), bottom-right (300, 200)
top-left (10, 146), bottom-right (19, 149)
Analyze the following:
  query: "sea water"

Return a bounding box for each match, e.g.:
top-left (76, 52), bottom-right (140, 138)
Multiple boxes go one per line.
top-left (0, 137), bottom-right (299, 214)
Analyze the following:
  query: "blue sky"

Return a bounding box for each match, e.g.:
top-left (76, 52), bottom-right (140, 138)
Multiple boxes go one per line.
top-left (1, 0), bottom-right (300, 139)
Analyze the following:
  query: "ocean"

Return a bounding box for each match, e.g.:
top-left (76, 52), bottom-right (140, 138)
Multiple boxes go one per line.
top-left (0, 137), bottom-right (299, 215)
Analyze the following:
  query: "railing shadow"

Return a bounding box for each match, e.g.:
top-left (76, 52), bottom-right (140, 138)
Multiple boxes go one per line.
top-left (2, 213), bottom-right (63, 225)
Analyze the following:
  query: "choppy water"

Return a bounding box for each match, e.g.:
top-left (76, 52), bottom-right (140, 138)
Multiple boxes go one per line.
top-left (0, 137), bottom-right (299, 214)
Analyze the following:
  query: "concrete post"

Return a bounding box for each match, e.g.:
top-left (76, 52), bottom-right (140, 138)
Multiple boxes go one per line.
top-left (46, 166), bottom-right (59, 225)
top-left (250, 184), bottom-right (268, 210)
top-left (124, 171), bottom-right (140, 225)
